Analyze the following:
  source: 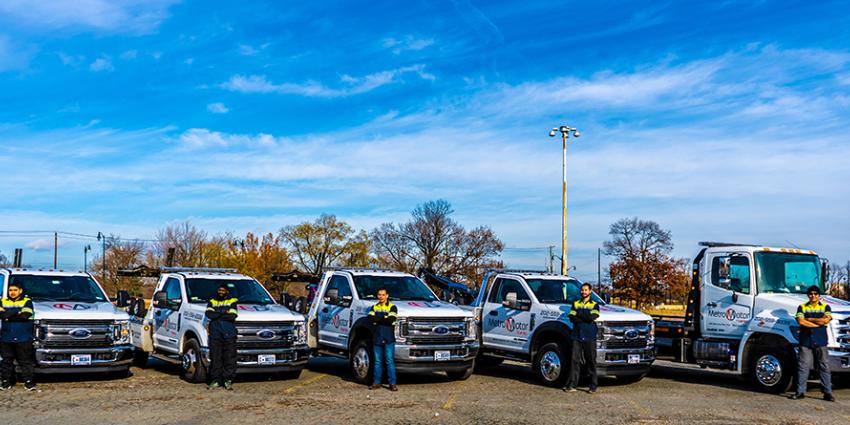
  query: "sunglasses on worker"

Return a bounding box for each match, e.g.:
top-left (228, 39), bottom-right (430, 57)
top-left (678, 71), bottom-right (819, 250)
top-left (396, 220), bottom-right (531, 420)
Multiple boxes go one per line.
top-left (807, 292), bottom-right (819, 296)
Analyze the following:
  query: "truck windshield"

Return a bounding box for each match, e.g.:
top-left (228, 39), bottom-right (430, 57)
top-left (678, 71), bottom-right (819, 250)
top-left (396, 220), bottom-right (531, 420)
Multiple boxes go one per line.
top-left (353, 276), bottom-right (438, 301)
top-left (185, 279), bottom-right (274, 305)
top-left (526, 278), bottom-right (605, 305)
top-left (10, 275), bottom-right (107, 303)
top-left (755, 252), bottom-right (822, 294)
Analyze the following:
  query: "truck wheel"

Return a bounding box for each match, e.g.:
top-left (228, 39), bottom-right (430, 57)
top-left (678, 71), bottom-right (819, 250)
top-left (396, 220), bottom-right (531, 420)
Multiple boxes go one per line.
top-left (534, 342), bottom-right (568, 387)
top-left (132, 349), bottom-right (149, 368)
top-left (350, 339), bottom-right (374, 385)
top-left (295, 297), bottom-right (307, 314)
top-left (446, 364), bottom-right (474, 381)
top-left (181, 339), bottom-right (208, 384)
top-left (748, 347), bottom-right (794, 393)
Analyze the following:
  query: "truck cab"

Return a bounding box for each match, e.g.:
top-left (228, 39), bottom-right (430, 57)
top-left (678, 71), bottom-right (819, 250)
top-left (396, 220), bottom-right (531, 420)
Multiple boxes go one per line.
top-left (0, 268), bottom-right (133, 375)
top-left (468, 269), bottom-right (655, 387)
top-left (654, 242), bottom-right (850, 393)
top-left (125, 267), bottom-right (309, 383)
top-left (306, 268), bottom-right (479, 384)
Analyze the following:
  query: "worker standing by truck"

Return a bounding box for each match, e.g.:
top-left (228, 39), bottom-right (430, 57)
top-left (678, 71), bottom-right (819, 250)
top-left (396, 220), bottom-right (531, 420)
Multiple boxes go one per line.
top-left (790, 285), bottom-right (835, 402)
top-left (0, 282), bottom-right (36, 391)
top-left (564, 283), bottom-right (600, 394)
top-left (205, 284), bottom-right (238, 390)
top-left (368, 287), bottom-right (398, 391)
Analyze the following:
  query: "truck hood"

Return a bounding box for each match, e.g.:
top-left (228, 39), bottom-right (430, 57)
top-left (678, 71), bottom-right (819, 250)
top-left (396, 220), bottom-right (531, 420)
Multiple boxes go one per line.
top-left (32, 301), bottom-right (129, 321)
top-left (757, 293), bottom-right (850, 316)
top-left (216, 303), bottom-right (305, 322)
top-left (393, 300), bottom-right (473, 319)
top-left (597, 304), bottom-right (654, 322)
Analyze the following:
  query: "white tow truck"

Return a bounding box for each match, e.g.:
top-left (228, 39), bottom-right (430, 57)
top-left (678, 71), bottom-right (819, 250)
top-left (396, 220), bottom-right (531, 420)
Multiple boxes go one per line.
top-left (654, 242), bottom-right (850, 392)
top-left (306, 268), bottom-right (479, 384)
top-left (0, 268), bottom-right (133, 376)
top-left (465, 269), bottom-right (655, 387)
top-left (123, 267), bottom-right (309, 383)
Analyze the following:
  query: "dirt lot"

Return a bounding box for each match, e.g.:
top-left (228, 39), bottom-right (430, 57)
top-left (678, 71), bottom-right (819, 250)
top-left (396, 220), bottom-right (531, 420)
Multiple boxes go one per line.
top-left (1, 358), bottom-right (848, 425)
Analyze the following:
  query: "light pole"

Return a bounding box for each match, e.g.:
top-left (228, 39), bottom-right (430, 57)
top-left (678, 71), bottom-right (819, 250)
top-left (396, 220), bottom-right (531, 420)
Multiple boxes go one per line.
top-left (549, 124), bottom-right (580, 275)
top-left (97, 232), bottom-right (106, 282)
top-left (83, 245), bottom-right (92, 273)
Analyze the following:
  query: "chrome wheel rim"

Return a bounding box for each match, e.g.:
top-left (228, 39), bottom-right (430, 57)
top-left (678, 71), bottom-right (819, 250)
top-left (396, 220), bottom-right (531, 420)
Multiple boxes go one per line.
top-left (539, 350), bottom-right (562, 382)
top-left (182, 348), bottom-right (197, 374)
top-left (353, 347), bottom-right (370, 379)
top-left (755, 354), bottom-right (782, 386)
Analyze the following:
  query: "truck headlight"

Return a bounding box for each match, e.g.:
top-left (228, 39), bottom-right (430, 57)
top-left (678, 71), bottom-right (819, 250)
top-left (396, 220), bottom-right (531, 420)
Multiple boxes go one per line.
top-left (295, 321), bottom-right (307, 345)
top-left (465, 317), bottom-right (477, 341)
top-left (113, 320), bottom-right (130, 343)
top-left (647, 320), bottom-right (655, 346)
top-left (395, 318), bottom-right (408, 343)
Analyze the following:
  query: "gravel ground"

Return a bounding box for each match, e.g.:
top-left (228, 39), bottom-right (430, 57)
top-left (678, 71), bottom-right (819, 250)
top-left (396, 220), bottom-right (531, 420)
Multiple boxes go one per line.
top-left (1, 358), bottom-right (848, 425)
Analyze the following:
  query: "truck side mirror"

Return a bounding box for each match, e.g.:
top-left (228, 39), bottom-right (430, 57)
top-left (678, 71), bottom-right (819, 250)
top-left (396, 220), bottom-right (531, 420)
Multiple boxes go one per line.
top-left (821, 259), bottom-right (830, 289)
top-left (503, 292), bottom-right (518, 309)
top-left (153, 291), bottom-right (168, 308)
top-left (116, 290), bottom-right (130, 308)
top-left (718, 257), bottom-right (731, 286)
top-left (340, 295), bottom-right (353, 308)
top-left (325, 288), bottom-right (339, 305)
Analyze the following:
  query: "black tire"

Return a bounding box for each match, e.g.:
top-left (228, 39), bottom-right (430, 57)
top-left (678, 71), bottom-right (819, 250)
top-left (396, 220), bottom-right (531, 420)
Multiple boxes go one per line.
top-left (747, 347), bottom-right (794, 393)
top-left (181, 338), bottom-right (208, 384)
top-left (349, 339), bottom-right (374, 385)
top-left (446, 364), bottom-right (474, 381)
top-left (617, 373), bottom-right (646, 384)
top-left (475, 355), bottom-right (504, 370)
top-left (295, 297), bottom-right (307, 314)
top-left (534, 342), bottom-right (569, 387)
top-left (132, 349), bottom-right (149, 368)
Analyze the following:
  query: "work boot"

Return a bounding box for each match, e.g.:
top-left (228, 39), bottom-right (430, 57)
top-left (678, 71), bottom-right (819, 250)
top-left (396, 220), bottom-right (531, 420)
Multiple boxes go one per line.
top-left (789, 393), bottom-right (805, 400)
top-left (824, 393), bottom-right (835, 402)
top-left (207, 381), bottom-right (220, 390)
top-left (562, 386), bottom-right (577, 393)
top-left (588, 388), bottom-right (597, 394)
top-left (369, 384), bottom-right (381, 390)
top-left (24, 381), bottom-right (36, 392)
top-left (388, 384), bottom-right (398, 392)
top-left (0, 381), bottom-right (11, 391)
top-left (224, 380), bottom-right (234, 391)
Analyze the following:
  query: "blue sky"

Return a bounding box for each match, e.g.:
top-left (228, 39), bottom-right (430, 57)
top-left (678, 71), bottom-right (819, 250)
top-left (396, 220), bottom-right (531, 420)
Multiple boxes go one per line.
top-left (2, 1), bottom-right (850, 281)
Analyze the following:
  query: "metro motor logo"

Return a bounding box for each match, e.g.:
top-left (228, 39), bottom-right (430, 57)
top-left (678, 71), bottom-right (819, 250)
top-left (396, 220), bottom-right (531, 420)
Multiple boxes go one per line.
top-left (708, 307), bottom-right (750, 322)
top-left (332, 314), bottom-right (340, 328)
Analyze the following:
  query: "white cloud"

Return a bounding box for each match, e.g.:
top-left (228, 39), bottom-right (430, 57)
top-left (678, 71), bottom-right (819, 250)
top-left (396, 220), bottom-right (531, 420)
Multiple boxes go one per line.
top-left (221, 65), bottom-right (435, 97)
top-left (89, 56), bottom-right (113, 72)
top-left (206, 102), bottom-right (229, 114)
top-left (238, 44), bottom-right (259, 56)
top-left (26, 238), bottom-right (65, 251)
top-left (120, 50), bottom-right (137, 60)
top-left (0, 0), bottom-right (179, 35)
top-left (382, 35), bottom-right (434, 54)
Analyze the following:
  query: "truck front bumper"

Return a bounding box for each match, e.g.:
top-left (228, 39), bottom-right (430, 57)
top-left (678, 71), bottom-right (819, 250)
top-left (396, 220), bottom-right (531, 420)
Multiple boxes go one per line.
top-left (33, 344), bottom-right (133, 373)
top-left (827, 349), bottom-right (850, 372)
top-left (201, 345), bottom-right (311, 373)
top-left (596, 347), bottom-right (656, 378)
top-left (393, 341), bottom-right (479, 373)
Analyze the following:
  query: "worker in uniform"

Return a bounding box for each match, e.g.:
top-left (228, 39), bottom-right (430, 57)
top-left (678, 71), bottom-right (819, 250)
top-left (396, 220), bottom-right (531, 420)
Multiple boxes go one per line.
top-left (790, 285), bottom-right (834, 401)
top-left (564, 283), bottom-right (600, 393)
top-left (205, 283), bottom-right (238, 390)
top-left (368, 287), bottom-right (398, 391)
top-left (0, 282), bottom-right (36, 391)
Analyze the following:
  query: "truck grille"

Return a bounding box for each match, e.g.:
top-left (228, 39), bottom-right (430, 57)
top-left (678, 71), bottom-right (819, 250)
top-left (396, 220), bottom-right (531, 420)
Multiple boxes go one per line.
top-left (600, 321), bottom-right (651, 350)
top-left (403, 318), bottom-right (466, 344)
top-left (236, 321), bottom-right (297, 349)
top-left (833, 316), bottom-right (850, 352)
top-left (39, 320), bottom-right (114, 348)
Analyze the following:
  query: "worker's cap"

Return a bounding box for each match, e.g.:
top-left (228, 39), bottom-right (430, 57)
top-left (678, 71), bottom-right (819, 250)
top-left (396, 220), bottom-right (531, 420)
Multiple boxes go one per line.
top-left (218, 283), bottom-right (230, 290)
top-left (806, 285), bottom-right (821, 295)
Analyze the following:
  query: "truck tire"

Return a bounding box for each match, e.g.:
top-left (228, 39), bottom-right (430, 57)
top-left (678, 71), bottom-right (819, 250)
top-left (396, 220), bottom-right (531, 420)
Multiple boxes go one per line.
top-left (295, 297), bottom-right (307, 314)
top-left (350, 339), bottom-right (374, 385)
top-left (181, 338), bottom-right (208, 384)
top-left (446, 364), bottom-right (474, 381)
top-left (132, 348), bottom-right (149, 368)
top-left (748, 347), bottom-right (794, 393)
top-left (534, 342), bottom-right (568, 387)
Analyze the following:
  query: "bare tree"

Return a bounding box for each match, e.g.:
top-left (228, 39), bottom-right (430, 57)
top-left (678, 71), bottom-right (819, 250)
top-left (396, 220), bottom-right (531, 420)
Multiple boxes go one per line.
top-left (91, 236), bottom-right (147, 296)
top-left (146, 221), bottom-right (208, 267)
top-left (370, 200), bottom-right (504, 285)
top-left (279, 214), bottom-right (371, 275)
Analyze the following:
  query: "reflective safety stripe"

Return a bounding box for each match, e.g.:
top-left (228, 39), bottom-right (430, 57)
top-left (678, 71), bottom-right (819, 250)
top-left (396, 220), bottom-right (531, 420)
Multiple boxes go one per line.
top-left (209, 297), bottom-right (238, 307)
top-left (1, 297), bottom-right (32, 308)
top-left (371, 302), bottom-right (396, 313)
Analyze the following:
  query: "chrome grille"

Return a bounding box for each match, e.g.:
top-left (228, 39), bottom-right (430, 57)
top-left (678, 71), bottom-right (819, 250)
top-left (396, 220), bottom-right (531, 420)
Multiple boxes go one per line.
top-left (833, 316), bottom-right (850, 352)
top-left (39, 320), bottom-right (114, 348)
top-left (601, 321), bottom-right (651, 350)
top-left (403, 318), bottom-right (466, 344)
top-left (236, 321), bottom-right (296, 349)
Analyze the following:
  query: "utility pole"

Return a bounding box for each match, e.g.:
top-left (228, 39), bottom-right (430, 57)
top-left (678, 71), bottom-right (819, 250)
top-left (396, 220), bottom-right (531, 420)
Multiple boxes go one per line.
top-left (548, 124), bottom-right (580, 275)
top-left (84, 245), bottom-right (92, 273)
top-left (53, 232), bottom-right (58, 269)
top-left (597, 248), bottom-right (602, 292)
top-left (548, 246), bottom-right (555, 273)
top-left (97, 232), bottom-right (106, 283)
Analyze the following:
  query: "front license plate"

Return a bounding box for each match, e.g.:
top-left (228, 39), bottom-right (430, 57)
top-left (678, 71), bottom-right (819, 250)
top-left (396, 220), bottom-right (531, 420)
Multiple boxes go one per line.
top-left (628, 354), bottom-right (641, 364)
top-left (434, 350), bottom-right (451, 361)
top-left (258, 354), bottom-right (276, 365)
top-left (71, 354), bottom-right (92, 366)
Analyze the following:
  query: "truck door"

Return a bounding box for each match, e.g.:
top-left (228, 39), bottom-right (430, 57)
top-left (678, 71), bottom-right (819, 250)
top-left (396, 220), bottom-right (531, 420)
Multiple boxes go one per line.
top-left (152, 277), bottom-right (183, 353)
top-left (317, 274), bottom-right (353, 349)
top-left (482, 277), bottom-right (533, 352)
top-left (701, 252), bottom-right (755, 339)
